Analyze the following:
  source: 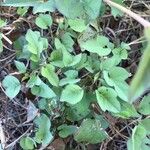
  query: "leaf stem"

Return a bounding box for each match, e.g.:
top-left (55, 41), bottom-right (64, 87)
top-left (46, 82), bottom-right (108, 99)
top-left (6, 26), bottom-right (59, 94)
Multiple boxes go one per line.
top-left (103, 0), bottom-right (150, 28)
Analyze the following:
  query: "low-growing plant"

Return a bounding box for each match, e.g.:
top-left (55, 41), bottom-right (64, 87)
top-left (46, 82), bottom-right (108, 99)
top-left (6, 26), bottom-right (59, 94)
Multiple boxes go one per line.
top-left (1, 0), bottom-right (150, 150)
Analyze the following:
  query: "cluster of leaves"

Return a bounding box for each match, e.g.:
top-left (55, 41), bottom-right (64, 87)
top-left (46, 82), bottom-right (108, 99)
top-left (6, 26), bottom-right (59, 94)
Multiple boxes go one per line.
top-left (1, 0), bottom-right (150, 150)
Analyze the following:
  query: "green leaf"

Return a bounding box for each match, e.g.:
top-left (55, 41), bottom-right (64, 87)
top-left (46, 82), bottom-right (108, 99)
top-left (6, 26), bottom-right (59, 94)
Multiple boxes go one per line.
top-left (26, 75), bottom-right (41, 88)
top-left (104, 67), bottom-right (130, 82)
top-left (25, 29), bottom-right (42, 54)
top-left (78, 26), bottom-right (97, 44)
top-left (68, 19), bottom-right (87, 32)
top-left (100, 56), bottom-right (120, 71)
top-left (61, 32), bottom-right (74, 52)
top-left (110, 0), bottom-right (124, 17)
top-left (140, 137), bottom-right (150, 150)
top-left (14, 36), bottom-right (31, 59)
top-left (20, 137), bottom-right (34, 150)
top-left (1, 0), bottom-right (42, 6)
top-left (59, 78), bottom-right (80, 86)
top-left (62, 49), bottom-right (82, 67)
top-left (59, 70), bottom-right (80, 86)
top-left (130, 125), bottom-right (147, 150)
top-left (55, 0), bottom-right (83, 19)
top-left (64, 70), bottom-right (78, 79)
top-left (82, 0), bottom-right (102, 20)
top-left (38, 98), bottom-right (47, 110)
top-left (103, 67), bottom-right (130, 101)
top-left (34, 114), bottom-right (53, 147)
top-left (1, 0), bottom-right (56, 13)
top-left (138, 95), bottom-right (150, 115)
top-left (74, 119), bottom-right (107, 144)
top-left (31, 79), bottom-right (56, 98)
top-left (60, 84), bottom-right (84, 105)
top-left (140, 118), bottom-right (150, 134)
top-left (50, 49), bottom-right (63, 68)
top-left (94, 115), bottom-right (109, 129)
top-left (62, 49), bottom-right (73, 66)
top-left (0, 19), bottom-right (6, 28)
top-left (113, 100), bottom-right (139, 118)
top-left (25, 29), bottom-right (48, 60)
top-left (58, 124), bottom-right (77, 138)
top-left (14, 60), bottom-right (26, 73)
top-left (17, 7), bottom-right (28, 16)
top-left (112, 47), bottom-right (128, 60)
top-left (96, 86), bottom-right (121, 113)
top-left (35, 14), bottom-right (52, 29)
top-left (53, 38), bottom-right (78, 67)
top-left (41, 64), bottom-right (59, 87)
top-left (2, 75), bottom-right (21, 99)
top-left (80, 36), bottom-right (111, 56)
top-left (33, 0), bottom-right (55, 14)
top-left (129, 28), bottom-right (150, 102)
top-left (121, 42), bottom-right (131, 50)
top-left (66, 92), bottom-right (92, 121)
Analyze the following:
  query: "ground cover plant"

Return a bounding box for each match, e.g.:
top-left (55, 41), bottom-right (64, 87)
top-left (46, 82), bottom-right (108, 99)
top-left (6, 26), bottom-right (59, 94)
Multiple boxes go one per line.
top-left (0, 0), bottom-right (150, 149)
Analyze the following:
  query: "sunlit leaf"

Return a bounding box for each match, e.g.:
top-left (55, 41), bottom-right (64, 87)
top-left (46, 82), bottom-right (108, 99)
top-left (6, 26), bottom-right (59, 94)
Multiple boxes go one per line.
top-left (60, 84), bottom-right (84, 105)
top-left (96, 86), bottom-right (121, 113)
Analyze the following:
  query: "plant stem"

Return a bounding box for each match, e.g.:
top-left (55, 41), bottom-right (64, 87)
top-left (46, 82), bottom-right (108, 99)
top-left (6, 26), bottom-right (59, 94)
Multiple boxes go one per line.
top-left (103, 0), bottom-right (150, 28)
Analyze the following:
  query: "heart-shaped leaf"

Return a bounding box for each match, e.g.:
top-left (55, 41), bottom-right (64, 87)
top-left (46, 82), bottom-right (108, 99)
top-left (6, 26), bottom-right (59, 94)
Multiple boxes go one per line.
top-left (35, 14), bottom-right (52, 29)
top-left (60, 84), bottom-right (84, 105)
top-left (2, 75), bottom-right (21, 99)
top-left (96, 86), bottom-right (121, 113)
top-left (80, 36), bottom-right (111, 56)
top-left (41, 64), bottom-right (59, 87)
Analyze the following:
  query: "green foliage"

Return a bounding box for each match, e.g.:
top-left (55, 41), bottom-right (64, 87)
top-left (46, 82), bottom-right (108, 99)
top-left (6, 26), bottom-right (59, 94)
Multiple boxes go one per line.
top-left (129, 28), bottom-right (150, 102)
top-left (110, 0), bottom-right (124, 17)
top-left (58, 124), bottom-right (77, 138)
top-left (96, 86), bottom-right (121, 113)
top-left (25, 29), bottom-right (47, 54)
top-left (20, 137), bottom-right (35, 150)
top-left (65, 92), bottom-right (92, 121)
top-left (17, 7), bottom-right (28, 16)
top-left (74, 119), bottom-right (107, 144)
top-left (80, 35), bottom-right (112, 56)
top-left (31, 78), bottom-right (56, 98)
top-left (1, 1), bottom-right (150, 149)
top-left (1, 0), bottom-right (55, 14)
top-left (128, 125), bottom-right (147, 150)
top-left (41, 64), bottom-right (59, 87)
top-left (113, 100), bottom-right (139, 118)
top-left (0, 19), bottom-right (6, 28)
top-left (34, 114), bottom-right (53, 147)
top-left (60, 84), bottom-right (84, 105)
top-left (55, 0), bottom-right (83, 19)
top-left (35, 14), bottom-right (52, 29)
top-left (2, 75), bottom-right (21, 99)
top-left (103, 67), bottom-right (130, 101)
top-left (14, 60), bottom-right (27, 73)
top-left (1, 0), bottom-right (40, 6)
top-left (68, 19), bottom-right (87, 32)
top-left (138, 95), bottom-right (150, 115)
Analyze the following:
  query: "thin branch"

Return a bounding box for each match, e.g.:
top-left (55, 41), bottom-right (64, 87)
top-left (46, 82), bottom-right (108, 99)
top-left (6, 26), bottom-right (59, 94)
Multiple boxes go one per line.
top-left (103, 0), bottom-right (150, 28)
top-left (1, 34), bottom-right (12, 45)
